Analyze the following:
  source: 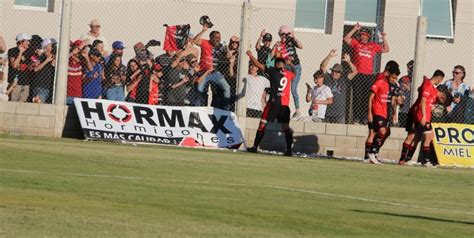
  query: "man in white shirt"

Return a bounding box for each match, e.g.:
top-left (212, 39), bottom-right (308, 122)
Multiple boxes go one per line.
top-left (81, 19), bottom-right (109, 55)
top-left (306, 70), bottom-right (333, 122)
top-left (245, 62), bottom-right (270, 118)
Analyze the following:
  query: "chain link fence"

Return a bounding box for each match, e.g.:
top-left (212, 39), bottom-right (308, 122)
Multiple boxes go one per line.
top-left (1, 0), bottom-right (472, 125)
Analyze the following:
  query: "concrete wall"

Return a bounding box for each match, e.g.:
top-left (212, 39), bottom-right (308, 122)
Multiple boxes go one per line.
top-left (0, 101), bottom-right (82, 139)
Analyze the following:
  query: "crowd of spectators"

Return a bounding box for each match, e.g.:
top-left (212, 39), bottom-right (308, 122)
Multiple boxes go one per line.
top-left (0, 18), bottom-right (472, 125)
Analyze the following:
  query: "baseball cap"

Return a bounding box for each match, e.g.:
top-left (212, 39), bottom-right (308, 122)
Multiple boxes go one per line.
top-left (331, 63), bottom-right (343, 72)
top-left (279, 25), bottom-right (291, 34)
top-left (112, 41), bottom-right (125, 49)
top-left (89, 19), bottom-right (101, 26)
top-left (71, 39), bottom-right (84, 47)
top-left (16, 33), bottom-right (32, 42)
top-left (41, 38), bottom-right (55, 48)
top-left (263, 33), bottom-right (272, 42)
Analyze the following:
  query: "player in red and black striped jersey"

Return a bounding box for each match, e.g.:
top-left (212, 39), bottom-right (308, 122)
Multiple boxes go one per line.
top-left (246, 50), bottom-right (295, 156)
top-left (366, 62), bottom-right (401, 164)
top-left (399, 70), bottom-right (446, 166)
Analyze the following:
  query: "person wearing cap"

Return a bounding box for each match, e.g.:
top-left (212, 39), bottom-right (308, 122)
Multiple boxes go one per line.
top-left (81, 19), bottom-right (109, 56)
top-left (82, 48), bottom-right (104, 99)
top-left (8, 33), bottom-right (32, 102)
top-left (225, 35), bottom-right (240, 109)
top-left (32, 38), bottom-right (57, 103)
top-left (272, 25), bottom-right (304, 119)
top-left (344, 23), bottom-right (390, 124)
top-left (255, 30), bottom-right (273, 76)
top-left (397, 60), bottom-right (414, 127)
top-left (67, 40), bottom-right (85, 105)
top-left (320, 49), bottom-right (358, 124)
top-left (105, 41), bottom-right (126, 64)
top-left (162, 52), bottom-right (194, 106)
top-left (193, 20), bottom-right (232, 111)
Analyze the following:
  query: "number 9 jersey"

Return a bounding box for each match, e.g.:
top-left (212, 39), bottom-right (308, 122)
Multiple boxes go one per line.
top-left (264, 67), bottom-right (295, 106)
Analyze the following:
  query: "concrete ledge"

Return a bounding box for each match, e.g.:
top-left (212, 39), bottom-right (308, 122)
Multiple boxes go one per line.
top-left (326, 124), bottom-right (348, 136)
top-left (16, 103), bottom-right (39, 115)
top-left (0, 102), bottom-right (16, 113)
top-left (347, 124), bottom-right (368, 137)
top-left (39, 104), bottom-right (57, 116)
top-left (335, 136), bottom-right (357, 148)
top-left (304, 122), bottom-right (326, 134)
top-left (27, 116), bottom-right (51, 129)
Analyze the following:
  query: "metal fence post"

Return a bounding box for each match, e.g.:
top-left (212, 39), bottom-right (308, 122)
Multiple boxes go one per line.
top-left (411, 16), bottom-right (427, 104)
top-left (235, 1), bottom-right (252, 148)
top-left (54, 0), bottom-right (72, 105)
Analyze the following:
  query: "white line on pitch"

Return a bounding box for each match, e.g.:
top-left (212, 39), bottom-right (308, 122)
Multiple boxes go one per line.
top-left (1, 168), bottom-right (473, 216)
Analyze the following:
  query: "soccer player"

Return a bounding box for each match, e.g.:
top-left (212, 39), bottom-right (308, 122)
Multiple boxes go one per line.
top-left (366, 62), bottom-right (401, 164)
top-left (364, 61), bottom-right (400, 163)
top-left (246, 50), bottom-right (295, 156)
top-left (399, 70), bottom-right (445, 166)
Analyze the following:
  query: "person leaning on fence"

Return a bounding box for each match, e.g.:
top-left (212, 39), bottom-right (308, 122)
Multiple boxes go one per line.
top-left (344, 23), bottom-right (389, 124)
top-left (8, 33), bottom-right (32, 102)
top-left (67, 40), bottom-right (85, 105)
top-left (104, 53), bottom-right (126, 98)
top-left (105, 41), bottom-right (126, 65)
top-left (320, 49), bottom-right (358, 124)
top-left (124, 59), bottom-right (141, 103)
top-left (32, 38), bottom-right (57, 104)
top-left (245, 61), bottom-right (270, 118)
top-left (444, 65), bottom-right (470, 123)
top-left (81, 19), bottom-right (109, 56)
top-left (223, 35), bottom-right (240, 110)
top-left (272, 25), bottom-right (303, 120)
top-left (82, 48), bottom-right (104, 99)
top-left (162, 52), bottom-right (194, 106)
top-left (255, 30), bottom-right (273, 76)
top-left (305, 70), bottom-right (333, 122)
top-left (193, 21), bottom-right (232, 111)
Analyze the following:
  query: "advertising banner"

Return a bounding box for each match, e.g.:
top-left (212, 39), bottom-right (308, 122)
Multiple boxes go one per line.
top-left (74, 99), bottom-right (244, 148)
top-left (432, 123), bottom-right (474, 167)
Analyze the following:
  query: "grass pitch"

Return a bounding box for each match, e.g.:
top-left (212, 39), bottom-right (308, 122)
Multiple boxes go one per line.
top-left (0, 135), bottom-right (472, 237)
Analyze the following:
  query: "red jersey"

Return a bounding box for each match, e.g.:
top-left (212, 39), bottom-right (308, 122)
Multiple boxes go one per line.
top-left (370, 73), bottom-right (391, 118)
top-left (199, 39), bottom-right (227, 72)
top-left (67, 56), bottom-right (83, 97)
top-left (199, 40), bottom-right (213, 71)
top-left (414, 79), bottom-right (438, 122)
top-left (351, 39), bottom-right (383, 74)
top-left (264, 67), bottom-right (295, 106)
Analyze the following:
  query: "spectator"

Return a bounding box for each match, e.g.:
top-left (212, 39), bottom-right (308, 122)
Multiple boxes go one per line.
top-left (273, 25), bottom-right (303, 119)
top-left (305, 70), bottom-right (333, 122)
top-left (8, 33), bottom-right (32, 102)
top-left (398, 60), bottom-right (414, 127)
top-left (245, 62), bottom-right (270, 118)
top-left (320, 49), bottom-right (358, 124)
top-left (255, 30), bottom-right (273, 75)
top-left (105, 41), bottom-right (126, 64)
top-left (155, 50), bottom-right (176, 68)
top-left (445, 65), bottom-right (470, 111)
top-left (134, 54), bottom-right (156, 105)
top-left (193, 22), bottom-right (231, 111)
top-left (162, 53), bottom-right (194, 106)
top-left (0, 35), bottom-right (5, 53)
top-left (81, 19), bottom-right (109, 55)
top-left (149, 64), bottom-right (163, 105)
top-left (0, 35), bottom-right (6, 93)
top-left (32, 38), bottom-right (57, 103)
top-left (180, 33), bottom-right (199, 59)
top-left (344, 23), bottom-right (389, 124)
top-left (67, 40), bottom-right (85, 105)
top-left (106, 72), bottom-right (126, 102)
top-left (464, 88), bottom-right (474, 124)
top-left (82, 49), bottom-right (104, 99)
top-left (224, 35), bottom-right (239, 110)
top-left (125, 59), bottom-right (141, 103)
top-left (105, 53), bottom-right (126, 91)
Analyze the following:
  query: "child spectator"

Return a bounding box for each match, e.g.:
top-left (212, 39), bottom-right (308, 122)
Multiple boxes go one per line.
top-left (306, 70), bottom-right (333, 122)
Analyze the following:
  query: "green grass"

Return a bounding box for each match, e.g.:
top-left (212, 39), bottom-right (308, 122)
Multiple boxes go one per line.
top-left (0, 135), bottom-right (472, 237)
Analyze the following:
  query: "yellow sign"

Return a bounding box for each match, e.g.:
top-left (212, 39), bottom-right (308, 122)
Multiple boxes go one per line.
top-left (432, 123), bottom-right (474, 167)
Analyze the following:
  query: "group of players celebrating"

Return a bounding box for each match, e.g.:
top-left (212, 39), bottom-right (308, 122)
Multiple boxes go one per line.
top-left (244, 51), bottom-right (449, 166)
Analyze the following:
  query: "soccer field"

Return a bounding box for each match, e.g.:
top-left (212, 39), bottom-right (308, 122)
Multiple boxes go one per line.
top-left (0, 135), bottom-right (472, 237)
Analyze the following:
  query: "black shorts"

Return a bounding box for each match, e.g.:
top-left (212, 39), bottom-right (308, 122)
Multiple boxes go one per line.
top-left (405, 109), bottom-right (415, 132)
top-left (261, 103), bottom-right (290, 124)
top-left (368, 115), bottom-right (389, 131)
top-left (415, 122), bottom-right (433, 134)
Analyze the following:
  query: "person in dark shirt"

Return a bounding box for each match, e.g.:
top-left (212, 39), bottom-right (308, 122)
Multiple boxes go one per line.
top-left (162, 53), bottom-right (194, 106)
top-left (32, 38), bottom-right (56, 103)
top-left (255, 30), bottom-right (273, 75)
top-left (8, 33), bottom-right (32, 102)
